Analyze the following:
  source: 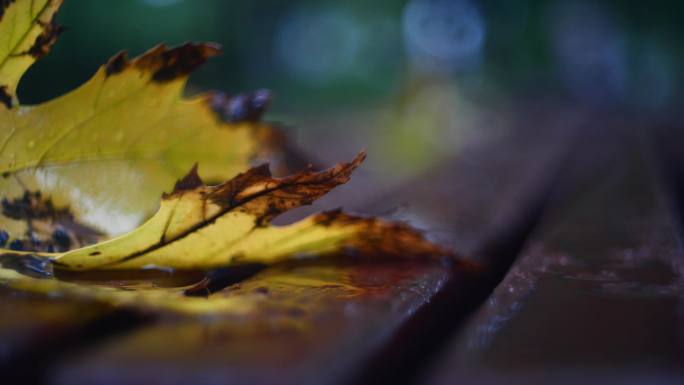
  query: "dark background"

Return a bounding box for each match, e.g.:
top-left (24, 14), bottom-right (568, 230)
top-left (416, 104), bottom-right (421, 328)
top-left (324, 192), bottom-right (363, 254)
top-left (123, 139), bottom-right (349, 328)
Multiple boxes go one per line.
top-left (18, 0), bottom-right (684, 112)
top-left (16, 0), bottom-right (684, 186)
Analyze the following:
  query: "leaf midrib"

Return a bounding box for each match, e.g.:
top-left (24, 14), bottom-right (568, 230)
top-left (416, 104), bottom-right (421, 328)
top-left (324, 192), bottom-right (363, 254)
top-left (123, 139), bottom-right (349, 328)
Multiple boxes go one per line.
top-left (61, 173), bottom-right (342, 269)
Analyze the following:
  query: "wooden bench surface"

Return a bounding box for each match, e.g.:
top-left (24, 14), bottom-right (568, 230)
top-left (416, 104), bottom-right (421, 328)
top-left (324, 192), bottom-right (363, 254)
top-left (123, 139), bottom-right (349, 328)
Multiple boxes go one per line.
top-left (2, 105), bottom-right (683, 385)
top-left (425, 116), bottom-right (684, 384)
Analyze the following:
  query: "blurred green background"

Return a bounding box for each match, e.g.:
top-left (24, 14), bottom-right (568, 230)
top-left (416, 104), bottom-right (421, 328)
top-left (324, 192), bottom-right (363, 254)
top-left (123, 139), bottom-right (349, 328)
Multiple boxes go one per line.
top-left (19, 0), bottom-right (683, 109)
top-left (16, 0), bottom-right (684, 179)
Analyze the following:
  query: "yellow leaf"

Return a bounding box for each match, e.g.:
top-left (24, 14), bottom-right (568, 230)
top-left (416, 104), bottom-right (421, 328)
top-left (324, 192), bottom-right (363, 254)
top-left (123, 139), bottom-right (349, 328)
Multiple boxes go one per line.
top-left (0, 1), bottom-right (287, 241)
top-left (0, 250), bottom-right (445, 316)
top-left (0, 0), bottom-right (62, 107)
top-left (50, 152), bottom-right (449, 270)
top-left (0, 263), bottom-right (258, 315)
top-left (0, 0), bottom-right (457, 316)
top-left (0, 153), bottom-right (453, 315)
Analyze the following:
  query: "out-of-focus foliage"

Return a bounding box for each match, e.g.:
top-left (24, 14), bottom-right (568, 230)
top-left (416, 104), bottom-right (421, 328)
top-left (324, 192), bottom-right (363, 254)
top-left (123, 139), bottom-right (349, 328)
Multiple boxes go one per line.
top-left (18, 0), bottom-right (683, 112)
top-left (16, 0), bottom-right (682, 185)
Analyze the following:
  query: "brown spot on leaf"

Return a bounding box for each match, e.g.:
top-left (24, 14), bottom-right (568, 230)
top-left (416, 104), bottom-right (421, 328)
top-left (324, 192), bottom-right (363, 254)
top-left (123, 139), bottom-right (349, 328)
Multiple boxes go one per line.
top-left (255, 202), bottom-right (280, 227)
top-left (206, 151), bottom-right (365, 225)
top-left (105, 51), bottom-right (129, 76)
top-left (91, 156), bottom-right (366, 267)
top-left (1, 190), bottom-right (103, 252)
top-left (165, 163), bottom-right (204, 197)
top-left (314, 208), bottom-right (344, 227)
top-left (2, 191), bottom-right (53, 220)
top-left (0, 252), bottom-right (52, 278)
top-left (0, 0), bottom-right (16, 22)
top-left (0, 85), bottom-right (12, 108)
top-left (311, 210), bottom-right (456, 260)
top-left (28, 18), bottom-right (63, 58)
top-left (133, 43), bottom-right (221, 83)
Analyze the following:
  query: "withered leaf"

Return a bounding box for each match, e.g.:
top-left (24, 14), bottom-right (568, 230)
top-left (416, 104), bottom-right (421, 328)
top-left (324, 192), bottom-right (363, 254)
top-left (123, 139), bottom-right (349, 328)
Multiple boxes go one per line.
top-left (0, 0), bottom-right (62, 108)
top-left (0, 154), bottom-right (452, 315)
top-left (49, 152), bottom-right (450, 271)
top-left (0, 260), bottom-right (260, 315)
top-left (0, 41), bottom-right (288, 243)
top-left (0, 153), bottom-right (453, 315)
top-left (0, 0), bottom-right (458, 316)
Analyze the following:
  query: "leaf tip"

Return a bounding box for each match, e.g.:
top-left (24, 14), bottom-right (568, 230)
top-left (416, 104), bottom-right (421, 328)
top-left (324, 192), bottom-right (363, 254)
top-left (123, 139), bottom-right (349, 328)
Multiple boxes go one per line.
top-left (169, 163), bottom-right (204, 195)
top-left (134, 42), bottom-right (222, 83)
top-left (312, 210), bottom-right (456, 260)
top-left (251, 163), bottom-right (273, 178)
top-left (325, 150), bottom-right (366, 185)
top-left (0, 85), bottom-right (12, 109)
top-left (352, 150), bottom-right (366, 167)
top-left (105, 51), bottom-right (129, 77)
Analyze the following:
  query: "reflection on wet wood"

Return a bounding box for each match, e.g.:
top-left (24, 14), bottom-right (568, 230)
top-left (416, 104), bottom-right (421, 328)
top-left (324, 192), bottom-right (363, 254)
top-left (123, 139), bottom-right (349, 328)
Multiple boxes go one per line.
top-left (0, 290), bottom-right (104, 364)
top-left (52, 260), bottom-right (450, 385)
top-left (427, 118), bottom-right (684, 384)
top-left (0, 101), bottom-right (584, 385)
top-left (351, 105), bottom-right (580, 385)
top-left (0, 289), bottom-right (135, 384)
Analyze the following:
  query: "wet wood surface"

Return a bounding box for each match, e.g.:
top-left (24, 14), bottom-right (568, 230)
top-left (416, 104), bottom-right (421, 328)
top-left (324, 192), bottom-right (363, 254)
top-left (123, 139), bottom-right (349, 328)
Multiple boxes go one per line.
top-left (52, 261), bottom-right (448, 385)
top-left (41, 116), bottom-right (566, 385)
top-left (3, 105), bottom-right (683, 385)
top-left (425, 117), bottom-right (684, 384)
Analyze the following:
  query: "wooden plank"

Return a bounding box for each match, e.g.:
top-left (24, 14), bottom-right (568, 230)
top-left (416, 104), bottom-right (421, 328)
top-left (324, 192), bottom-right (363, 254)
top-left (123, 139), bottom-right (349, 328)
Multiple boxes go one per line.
top-left (47, 103), bottom-right (577, 385)
top-left (425, 119), bottom-right (684, 384)
top-left (0, 290), bottom-right (103, 364)
top-left (49, 260), bottom-right (447, 385)
top-left (0, 289), bottom-right (151, 384)
top-left (350, 104), bottom-right (582, 385)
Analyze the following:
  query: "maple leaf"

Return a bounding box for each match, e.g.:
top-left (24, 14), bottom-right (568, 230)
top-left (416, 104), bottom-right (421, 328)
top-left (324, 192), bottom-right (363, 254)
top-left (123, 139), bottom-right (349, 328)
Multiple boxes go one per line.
top-left (0, 1), bottom-right (285, 246)
top-left (0, 0), bottom-right (457, 315)
top-left (50, 152), bottom-right (449, 271)
top-left (0, 154), bottom-right (453, 314)
top-left (0, 258), bottom-right (260, 315)
top-left (0, 0), bottom-right (62, 108)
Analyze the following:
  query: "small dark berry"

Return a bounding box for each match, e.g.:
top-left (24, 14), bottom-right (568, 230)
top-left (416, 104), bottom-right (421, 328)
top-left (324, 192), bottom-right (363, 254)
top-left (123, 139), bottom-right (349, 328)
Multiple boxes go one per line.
top-left (250, 89), bottom-right (271, 111)
top-left (0, 230), bottom-right (8, 247)
top-left (226, 95), bottom-right (248, 122)
top-left (9, 239), bottom-right (24, 251)
top-left (52, 227), bottom-right (71, 250)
